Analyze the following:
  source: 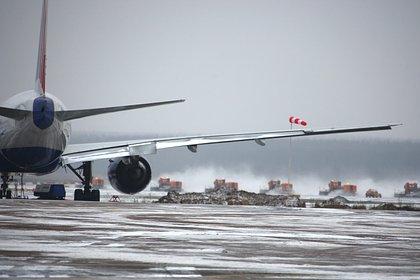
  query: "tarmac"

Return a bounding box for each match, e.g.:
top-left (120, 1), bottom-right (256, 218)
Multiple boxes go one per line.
top-left (0, 200), bottom-right (419, 279)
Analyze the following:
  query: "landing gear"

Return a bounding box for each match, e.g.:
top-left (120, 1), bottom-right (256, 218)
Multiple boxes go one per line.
top-left (67, 161), bottom-right (100, 201)
top-left (74, 189), bottom-right (84, 201)
top-left (5, 190), bottom-right (12, 199)
top-left (0, 174), bottom-right (12, 199)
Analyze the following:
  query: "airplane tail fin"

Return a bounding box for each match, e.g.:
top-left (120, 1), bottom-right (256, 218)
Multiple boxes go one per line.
top-left (29, 1), bottom-right (184, 122)
top-left (55, 99), bottom-right (185, 121)
top-left (34, 0), bottom-right (48, 96)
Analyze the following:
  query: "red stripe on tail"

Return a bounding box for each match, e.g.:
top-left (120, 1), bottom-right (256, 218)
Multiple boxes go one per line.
top-left (35, 0), bottom-right (48, 95)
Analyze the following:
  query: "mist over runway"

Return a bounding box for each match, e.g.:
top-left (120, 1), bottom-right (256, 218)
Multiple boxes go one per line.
top-left (33, 133), bottom-right (420, 197)
top-left (0, 200), bottom-right (419, 279)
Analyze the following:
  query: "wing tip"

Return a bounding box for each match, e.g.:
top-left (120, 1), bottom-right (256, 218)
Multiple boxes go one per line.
top-left (167, 98), bottom-right (186, 104)
top-left (389, 123), bottom-right (403, 129)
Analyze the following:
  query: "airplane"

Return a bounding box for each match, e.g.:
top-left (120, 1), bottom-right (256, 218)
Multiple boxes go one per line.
top-left (0, 0), bottom-right (398, 201)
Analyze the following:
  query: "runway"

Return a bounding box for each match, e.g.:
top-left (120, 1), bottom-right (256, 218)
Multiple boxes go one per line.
top-left (0, 200), bottom-right (419, 279)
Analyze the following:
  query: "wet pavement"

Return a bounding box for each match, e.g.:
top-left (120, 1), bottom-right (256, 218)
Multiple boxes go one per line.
top-left (0, 200), bottom-right (419, 279)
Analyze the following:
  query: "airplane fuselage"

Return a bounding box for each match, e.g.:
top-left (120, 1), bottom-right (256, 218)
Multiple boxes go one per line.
top-left (0, 91), bottom-right (70, 173)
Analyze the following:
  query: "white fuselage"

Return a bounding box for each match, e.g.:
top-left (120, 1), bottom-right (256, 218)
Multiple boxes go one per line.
top-left (0, 91), bottom-right (70, 173)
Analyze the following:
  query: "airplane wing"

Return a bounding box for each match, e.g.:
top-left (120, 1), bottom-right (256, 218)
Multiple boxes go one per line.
top-left (61, 124), bottom-right (399, 165)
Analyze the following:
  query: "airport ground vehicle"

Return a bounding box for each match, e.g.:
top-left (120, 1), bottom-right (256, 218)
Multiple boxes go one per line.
top-left (34, 184), bottom-right (66, 200)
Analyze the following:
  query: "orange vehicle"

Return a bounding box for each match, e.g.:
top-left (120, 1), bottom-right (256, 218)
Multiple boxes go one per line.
top-left (268, 180), bottom-right (281, 190)
top-left (366, 189), bottom-right (382, 198)
top-left (280, 183), bottom-right (293, 192)
top-left (91, 177), bottom-right (104, 188)
top-left (214, 179), bottom-right (226, 189)
top-left (225, 182), bottom-right (239, 191)
top-left (328, 180), bottom-right (342, 191)
top-left (342, 184), bottom-right (357, 194)
top-left (404, 182), bottom-right (418, 194)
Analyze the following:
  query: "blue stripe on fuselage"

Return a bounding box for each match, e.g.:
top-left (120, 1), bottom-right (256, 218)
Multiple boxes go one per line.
top-left (0, 147), bottom-right (62, 173)
top-left (33, 97), bottom-right (54, 129)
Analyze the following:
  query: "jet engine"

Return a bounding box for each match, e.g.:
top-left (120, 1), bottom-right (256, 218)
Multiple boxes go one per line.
top-left (107, 156), bottom-right (151, 194)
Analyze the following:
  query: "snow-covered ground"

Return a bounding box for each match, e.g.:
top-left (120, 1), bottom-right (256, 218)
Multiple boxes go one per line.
top-left (0, 200), bottom-right (419, 279)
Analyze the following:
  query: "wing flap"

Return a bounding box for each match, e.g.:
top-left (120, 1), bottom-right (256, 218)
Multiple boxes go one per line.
top-left (63, 142), bottom-right (157, 164)
top-left (154, 124), bottom-right (396, 150)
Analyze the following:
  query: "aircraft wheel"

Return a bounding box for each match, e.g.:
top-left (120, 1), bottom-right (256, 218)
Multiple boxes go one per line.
top-left (91, 190), bottom-right (100, 202)
top-left (83, 189), bottom-right (91, 201)
top-left (5, 190), bottom-right (12, 199)
top-left (74, 189), bottom-right (83, 201)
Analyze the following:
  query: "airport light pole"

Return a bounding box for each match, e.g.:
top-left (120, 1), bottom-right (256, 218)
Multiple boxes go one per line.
top-left (288, 123), bottom-right (293, 185)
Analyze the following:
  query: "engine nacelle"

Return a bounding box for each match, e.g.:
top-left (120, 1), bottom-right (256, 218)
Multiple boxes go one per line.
top-left (107, 156), bottom-right (151, 194)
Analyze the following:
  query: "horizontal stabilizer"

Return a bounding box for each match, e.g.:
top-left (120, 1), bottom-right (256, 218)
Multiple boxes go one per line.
top-left (55, 99), bottom-right (185, 121)
top-left (0, 107), bottom-right (30, 120)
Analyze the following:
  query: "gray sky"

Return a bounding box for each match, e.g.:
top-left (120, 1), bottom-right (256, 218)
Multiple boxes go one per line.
top-left (1, 0), bottom-right (420, 140)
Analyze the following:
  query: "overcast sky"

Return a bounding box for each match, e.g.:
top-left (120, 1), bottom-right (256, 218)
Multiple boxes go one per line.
top-left (1, 0), bottom-right (419, 140)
